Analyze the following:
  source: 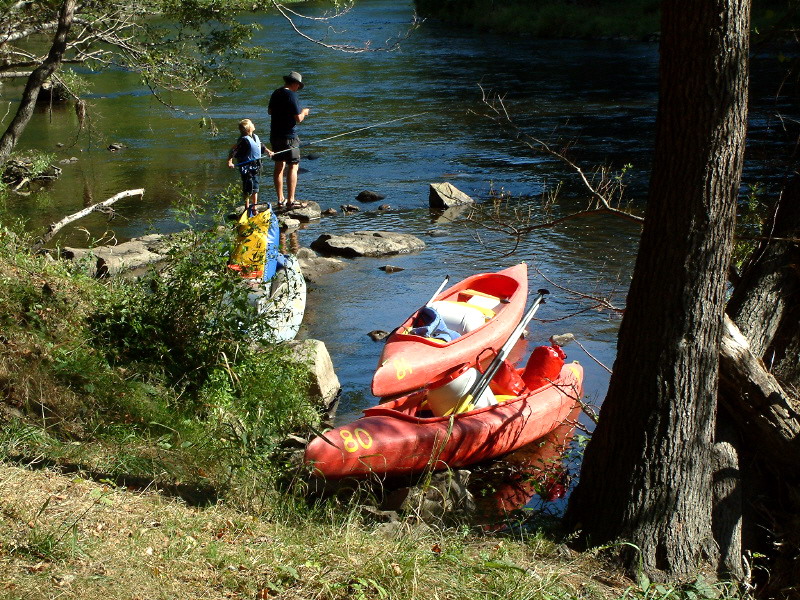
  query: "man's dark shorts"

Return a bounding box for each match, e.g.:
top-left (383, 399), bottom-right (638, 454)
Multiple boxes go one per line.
top-left (270, 136), bottom-right (300, 164)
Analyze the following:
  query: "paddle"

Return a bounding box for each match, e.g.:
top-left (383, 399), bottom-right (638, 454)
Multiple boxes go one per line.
top-left (451, 288), bottom-right (550, 415)
top-left (425, 275), bottom-right (450, 307)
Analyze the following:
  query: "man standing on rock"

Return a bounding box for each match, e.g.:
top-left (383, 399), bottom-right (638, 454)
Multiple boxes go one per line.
top-left (268, 71), bottom-right (310, 210)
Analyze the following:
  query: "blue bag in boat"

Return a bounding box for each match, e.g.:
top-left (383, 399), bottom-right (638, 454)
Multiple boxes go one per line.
top-left (262, 205), bottom-right (282, 282)
top-left (409, 306), bottom-right (461, 342)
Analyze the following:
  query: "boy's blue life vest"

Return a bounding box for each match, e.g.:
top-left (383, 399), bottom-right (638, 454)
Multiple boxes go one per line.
top-left (237, 134), bottom-right (263, 175)
top-left (263, 207), bottom-right (285, 281)
top-left (409, 306), bottom-right (461, 342)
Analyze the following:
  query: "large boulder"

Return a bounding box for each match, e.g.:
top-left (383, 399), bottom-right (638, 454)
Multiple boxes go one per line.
top-left (62, 234), bottom-right (168, 276)
top-left (429, 182), bottom-right (474, 209)
top-left (295, 247), bottom-right (346, 282)
top-left (310, 231), bottom-right (425, 258)
top-left (286, 339), bottom-right (340, 409)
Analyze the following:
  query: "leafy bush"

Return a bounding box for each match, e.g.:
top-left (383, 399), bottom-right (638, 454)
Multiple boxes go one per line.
top-left (90, 210), bottom-right (256, 397)
top-left (1, 193), bottom-right (319, 488)
top-left (200, 349), bottom-right (319, 458)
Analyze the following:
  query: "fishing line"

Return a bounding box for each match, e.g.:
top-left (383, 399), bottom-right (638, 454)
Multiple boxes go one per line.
top-left (236, 111), bottom-right (429, 165)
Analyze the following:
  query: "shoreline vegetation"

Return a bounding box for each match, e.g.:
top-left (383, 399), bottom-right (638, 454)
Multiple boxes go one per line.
top-left (413, 0), bottom-right (791, 41)
top-left (0, 203), bottom-right (745, 598)
top-left (0, 211), bottom-right (626, 599)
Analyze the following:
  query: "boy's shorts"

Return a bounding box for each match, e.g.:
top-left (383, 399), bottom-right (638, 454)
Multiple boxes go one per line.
top-left (270, 136), bottom-right (300, 164)
top-left (241, 173), bottom-right (259, 196)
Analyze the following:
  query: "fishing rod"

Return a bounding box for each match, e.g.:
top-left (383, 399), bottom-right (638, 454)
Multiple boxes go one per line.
top-left (235, 111), bottom-right (430, 166)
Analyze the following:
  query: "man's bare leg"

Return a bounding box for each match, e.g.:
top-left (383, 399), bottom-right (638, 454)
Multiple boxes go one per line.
top-left (286, 162), bottom-right (302, 206)
top-left (273, 162), bottom-right (286, 205)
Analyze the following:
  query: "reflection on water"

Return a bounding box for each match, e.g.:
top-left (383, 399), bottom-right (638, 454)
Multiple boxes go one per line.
top-left (470, 409), bottom-right (582, 528)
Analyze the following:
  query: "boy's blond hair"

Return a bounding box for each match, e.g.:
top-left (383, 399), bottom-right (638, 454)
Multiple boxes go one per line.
top-left (238, 118), bottom-right (255, 135)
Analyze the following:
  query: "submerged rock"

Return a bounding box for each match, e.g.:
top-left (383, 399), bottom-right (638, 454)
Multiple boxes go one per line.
top-left (367, 330), bottom-right (390, 341)
top-left (295, 247), bottom-right (345, 282)
top-left (283, 200), bottom-right (321, 222)
top-left (356, 190), bottom-right (385, 203)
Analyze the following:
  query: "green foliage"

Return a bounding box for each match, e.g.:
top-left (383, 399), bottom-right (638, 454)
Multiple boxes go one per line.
top-left (731, 182), bottom-right (770, 272)
top-left (0, 189), bottom-right (319, 496)
top-left (201, 349), bottom-right (319, 457)
top-left (0, 151), bottom-right (59, 192)
top-left (89, 195), bottom-right (255, 395)
top-left (622, 576), bottom-right (745, 600)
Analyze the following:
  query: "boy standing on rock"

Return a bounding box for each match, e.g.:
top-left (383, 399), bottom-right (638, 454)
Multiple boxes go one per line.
top-left (227, 118), bottom-right (272, 216)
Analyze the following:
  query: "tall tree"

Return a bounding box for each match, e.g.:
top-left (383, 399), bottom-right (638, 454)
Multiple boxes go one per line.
top-left (0, 0), bottom-right (75, 161)
top-left (565, 0), bottom-right (751, 582)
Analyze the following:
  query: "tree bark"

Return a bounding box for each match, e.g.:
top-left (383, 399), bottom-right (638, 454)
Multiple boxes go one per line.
top-left (727, 175), bottom-right (800, 387)
top-left (712, 413), bottom-right (744, 580)
top-left (721, 176), bottom-right (800, 594)
top-left (719, 316), bottom-right (800, 466)
top-left (0, 0), bottom-right (76, 164)
top-left (566, 0), bottom-right (751, 582)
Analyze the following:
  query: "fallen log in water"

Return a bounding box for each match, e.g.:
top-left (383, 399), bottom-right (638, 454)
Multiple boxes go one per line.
top-left (32, 188), bottom-right (144, 252)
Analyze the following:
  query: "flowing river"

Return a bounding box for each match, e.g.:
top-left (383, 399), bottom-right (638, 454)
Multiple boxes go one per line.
top-left (5, 0), bottom-right (795, 429)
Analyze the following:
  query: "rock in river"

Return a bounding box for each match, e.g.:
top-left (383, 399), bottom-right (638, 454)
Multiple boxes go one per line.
top-left (356, 190), bottom-right (386, 203)
top-left (429, 182), bottom-right (474, 208)
top-left (310, 231), bottom-right (425, 258)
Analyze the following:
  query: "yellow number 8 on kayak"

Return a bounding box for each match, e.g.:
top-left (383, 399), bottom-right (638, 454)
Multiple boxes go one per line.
top-left (339, 428), bottom-right (373, 452)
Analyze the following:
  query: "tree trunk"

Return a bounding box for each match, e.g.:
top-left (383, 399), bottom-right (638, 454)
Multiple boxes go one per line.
top-left (0, 0), bottom-right (75, 164)
top-left (720, 176), bottom-right (800, 594)
top-left (566, 0), bottom-right (751, 583)
top-left (727, 175), bottom-right (800, 387)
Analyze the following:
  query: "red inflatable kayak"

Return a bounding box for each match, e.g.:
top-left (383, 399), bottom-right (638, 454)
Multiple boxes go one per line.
top-left (371, 263), bottom-right (528, 398)
top-left (305, 361), bottom-right (583, 480)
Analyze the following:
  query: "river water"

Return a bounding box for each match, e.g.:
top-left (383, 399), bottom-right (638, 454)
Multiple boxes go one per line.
top-left (4, 0), bottom-right (796, 429)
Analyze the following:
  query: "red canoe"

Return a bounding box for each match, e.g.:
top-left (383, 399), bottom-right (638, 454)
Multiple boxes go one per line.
top-left (305, 361), bottom-right (583, 480)
top-left (371, 263), bottom-right (528, 398)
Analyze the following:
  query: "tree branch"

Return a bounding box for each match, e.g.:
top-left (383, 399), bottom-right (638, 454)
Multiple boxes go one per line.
top-left (269, 0), bottom-right (420, 53)
top-left (472, 85), bottom-right (644, 224)
top-left (32, 188), bottom-right (144, 251)
top-left (0, 0), bottom-right (76, 163)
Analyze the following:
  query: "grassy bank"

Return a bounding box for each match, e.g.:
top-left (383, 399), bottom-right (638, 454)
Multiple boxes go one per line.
top-left (413, 0), bottom-right (794, 40)
top-left (0, 198), bottom-right (748, 599)
top-left (0, 196), bottom-right (321, 505)
top-left (0, 205), bottom-right (621, 599)
top-left (0, 461), bottom-right (629, 600)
